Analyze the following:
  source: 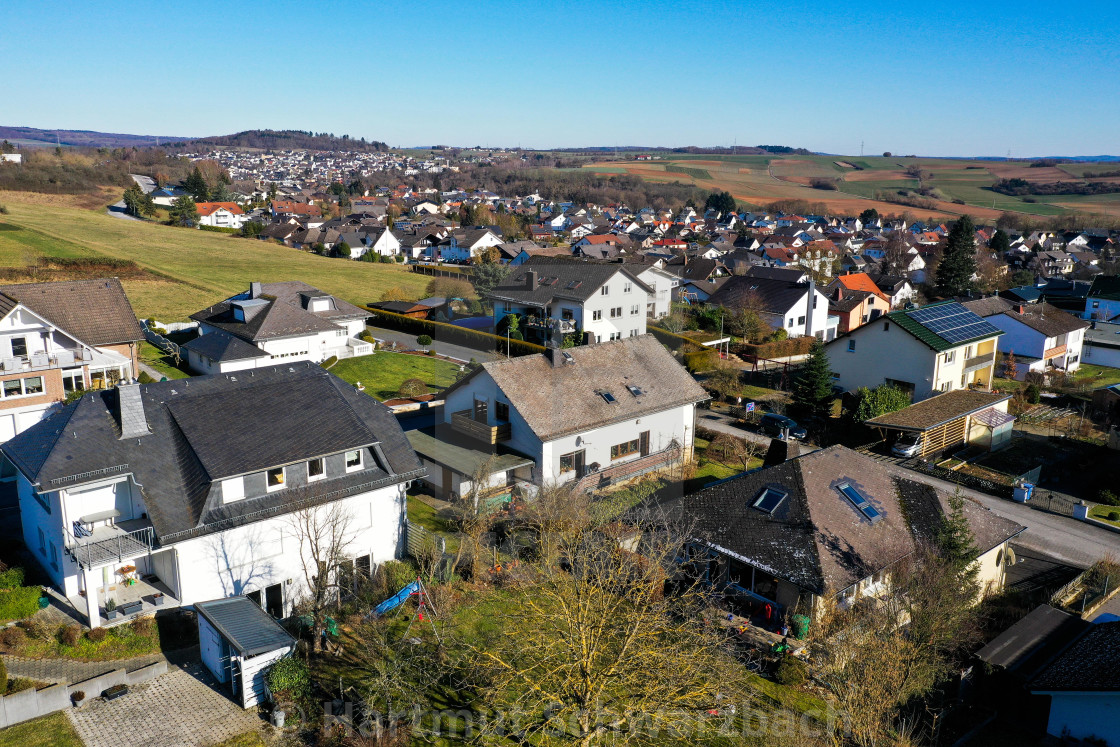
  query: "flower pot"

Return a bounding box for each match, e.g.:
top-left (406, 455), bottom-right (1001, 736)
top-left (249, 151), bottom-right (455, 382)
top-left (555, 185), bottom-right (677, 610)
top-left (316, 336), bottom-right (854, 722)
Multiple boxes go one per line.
top-left (152, 594), bottom-right (165, 607)
top-left (102, 685), bottom-right (128, 701)
top-left (106, 609), bottom-right (120, 621)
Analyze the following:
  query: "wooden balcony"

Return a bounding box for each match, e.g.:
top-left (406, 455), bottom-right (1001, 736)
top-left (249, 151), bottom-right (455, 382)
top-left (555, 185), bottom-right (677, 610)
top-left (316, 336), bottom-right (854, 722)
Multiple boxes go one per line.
top-left (1043, 343), bottom-right (1067, 360)
top-left (451, 410), bottom-right (511, 444)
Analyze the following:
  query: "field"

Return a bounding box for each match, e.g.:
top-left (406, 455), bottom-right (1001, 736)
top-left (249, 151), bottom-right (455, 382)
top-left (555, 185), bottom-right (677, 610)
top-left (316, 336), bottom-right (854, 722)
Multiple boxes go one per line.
top-left (583, 153), bottom-right (1120, 221)
top-left (0, 713), bottom-right (83, 747)
top-left (0, 191), bottom-right (430, 321)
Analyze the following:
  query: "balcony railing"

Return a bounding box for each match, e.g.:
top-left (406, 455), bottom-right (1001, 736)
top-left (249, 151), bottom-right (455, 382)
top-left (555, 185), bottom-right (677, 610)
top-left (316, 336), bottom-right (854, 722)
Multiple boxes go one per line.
top-left (451, 410), bottom-right (512, 444)
top-left (963, 351), bottom-right (996, 374)
top-left (66, 523), bottom-right (155, 570)
top-left (1043, 343), bottom-right (1067, 360)
top-left (1, 349), bottom-right (92, 373)
top-left (522, 317), bottom-right (577, 333)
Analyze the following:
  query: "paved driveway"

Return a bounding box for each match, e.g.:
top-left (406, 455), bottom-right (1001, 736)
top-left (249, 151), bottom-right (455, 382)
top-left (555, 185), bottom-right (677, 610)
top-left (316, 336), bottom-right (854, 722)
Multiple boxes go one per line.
top-left (367, 325), bottom-right (500, 363)
top-left (68, 662), bottom-right (262, 747)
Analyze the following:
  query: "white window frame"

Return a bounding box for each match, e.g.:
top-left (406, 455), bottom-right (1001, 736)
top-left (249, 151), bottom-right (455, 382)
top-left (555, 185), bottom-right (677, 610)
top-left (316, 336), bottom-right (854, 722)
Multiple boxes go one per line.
top-left (266, 467), bottom-right (286, 492)
top-left (345, 449), bottom-right (363, 472)
top-left (307, 457), bottom-right (326, 481)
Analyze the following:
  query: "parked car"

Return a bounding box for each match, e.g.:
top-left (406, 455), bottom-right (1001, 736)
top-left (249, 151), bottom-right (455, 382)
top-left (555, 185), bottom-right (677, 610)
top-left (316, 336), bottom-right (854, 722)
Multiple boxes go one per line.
top-left (760, 413), bottom-right (807, 441)
top-left (891, 433), bottom-right (923, 458)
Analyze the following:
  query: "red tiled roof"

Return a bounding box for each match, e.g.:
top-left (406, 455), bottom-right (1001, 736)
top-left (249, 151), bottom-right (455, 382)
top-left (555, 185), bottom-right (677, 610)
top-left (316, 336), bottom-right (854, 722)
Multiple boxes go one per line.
top-left (196, 202), bottom-right (245, 217)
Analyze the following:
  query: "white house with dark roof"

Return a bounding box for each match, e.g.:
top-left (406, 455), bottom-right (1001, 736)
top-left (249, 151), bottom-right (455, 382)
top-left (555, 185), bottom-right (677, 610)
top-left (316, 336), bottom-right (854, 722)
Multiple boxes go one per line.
top-left (439, 335), bottom-right (708, 489)
top-left (963, 297), bottom-right (1088, 379)
top-left (1, 364), bottom-right (424, 628)
top-left (187, 281), bottom-right (372, 372)
top-left (486, 259), bottom-right (653, 345)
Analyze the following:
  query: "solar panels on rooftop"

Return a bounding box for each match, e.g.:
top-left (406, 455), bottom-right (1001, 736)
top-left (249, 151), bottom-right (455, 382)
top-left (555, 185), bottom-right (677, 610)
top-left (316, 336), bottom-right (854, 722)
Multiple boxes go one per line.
top-left (908, 303), bottom-right (1001, 345)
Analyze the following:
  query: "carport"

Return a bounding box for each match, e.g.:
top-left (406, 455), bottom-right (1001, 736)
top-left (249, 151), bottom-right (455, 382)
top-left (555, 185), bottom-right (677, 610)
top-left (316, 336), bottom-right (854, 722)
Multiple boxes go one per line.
top-left (864, 390), bottom-right (1014, 459)
top-left (195, 596), bottom-right (296, 709)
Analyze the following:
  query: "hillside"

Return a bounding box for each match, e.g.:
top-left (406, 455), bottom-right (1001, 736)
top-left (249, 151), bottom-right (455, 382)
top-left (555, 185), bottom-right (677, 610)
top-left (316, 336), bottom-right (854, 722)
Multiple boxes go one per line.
top-left (0, 126), bottom-right (187, 149)
top-left (171, 129), bottom-right (389, 152)
top-left (0, 192), bottom-right (428, 321)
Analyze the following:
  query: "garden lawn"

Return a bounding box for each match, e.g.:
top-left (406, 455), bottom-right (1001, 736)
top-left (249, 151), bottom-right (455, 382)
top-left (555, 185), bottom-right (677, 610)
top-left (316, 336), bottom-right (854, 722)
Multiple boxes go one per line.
top-left (1088, 505), bottom-right (1120, 527)
top-left (329, 351), bottom-right (460, 401)
top-left (138, 341), bottom-right (190, 380)
top-left (0, 712), bottom-right (83, 747)
top-left (1073, 363), bottom-right (1120, 390)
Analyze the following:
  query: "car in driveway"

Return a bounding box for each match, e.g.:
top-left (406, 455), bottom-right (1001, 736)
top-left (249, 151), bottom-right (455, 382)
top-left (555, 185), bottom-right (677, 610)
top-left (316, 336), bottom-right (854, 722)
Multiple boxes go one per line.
top-left (759, 413), bottom-right (807, 440)
top-left (891, 432), bottom-right (923, 458)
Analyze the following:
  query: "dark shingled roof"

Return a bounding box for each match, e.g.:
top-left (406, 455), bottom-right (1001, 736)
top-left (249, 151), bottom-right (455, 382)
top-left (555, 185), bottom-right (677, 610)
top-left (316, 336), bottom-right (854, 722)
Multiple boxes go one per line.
top-left (1031, 621), bottom-right (1120, 691)
top-left (963, 297), bottom-right (1089, 338)
top-left (668, 445), bottom-right (1023, 594)
top-left (190, 282), bottom-right (368, 343)
top-left (707, 274), bottom-right (813, 316)
top-left (0, 364), bottom-right (422, 541)
top-left (195, 596), bottom-right (295, 656)
top-left (1087, 274), bottom-right (1120, 303)
top-left (976, 604), bottom-right (1090, 677)
top-left (485, 258), bottom-right (652, 307)
top-left (0, 278), bottom-right (142, 347)
top-left (181, 333), bottom-right (269, 363)
top-left (865, 390), bottom-right (1012, 432)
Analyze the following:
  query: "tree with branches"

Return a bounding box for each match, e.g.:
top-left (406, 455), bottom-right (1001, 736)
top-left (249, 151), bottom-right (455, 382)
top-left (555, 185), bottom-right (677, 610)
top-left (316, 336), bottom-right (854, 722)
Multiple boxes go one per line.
top-left (286, 502), bottom-right (354, 654)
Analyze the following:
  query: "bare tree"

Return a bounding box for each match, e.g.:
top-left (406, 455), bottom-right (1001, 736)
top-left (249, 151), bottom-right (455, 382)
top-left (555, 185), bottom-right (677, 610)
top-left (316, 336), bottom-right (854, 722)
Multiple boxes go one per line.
top-left (286, 502), bottom-right (354, 653)
top-left (882, 231), bottom-right (912, 276)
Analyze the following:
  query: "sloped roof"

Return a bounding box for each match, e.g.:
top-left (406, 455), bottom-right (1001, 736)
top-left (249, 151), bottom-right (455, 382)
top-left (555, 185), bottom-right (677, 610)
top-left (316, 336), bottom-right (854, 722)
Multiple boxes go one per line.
top-left (976, 605), bottom-right (1090, 676)
top-left (486, 258), bottom-right (651, 306)
top-left (865, 390), bottom-right (1012, 431)
top-left (0, 364), bottom-right (422, 540)
top-left (1087, 275), bottom-right (1120, 302)
top-left (1031, 621), bottom-right (1120, 692)
top-left (963, 297), bottom-right (1089, 338)
top-left (195, 202), bottom-right (245, 217)
top-left (195, 596), bottom-right (295, 656)
top-left (0, 278), bottom-right (142, 347)
top-left (886, 301), bottom-right (1002, 352)
top-left (190, 282), bottom-right (368, 342)
top-left (707, 274), bottom-right (813, 316)
top-left (181, 332), bottom-right (269, 362)
top-left (460, 335), bottom-right (708, 442)
top-left (836, 272), bottom-right (890, 301)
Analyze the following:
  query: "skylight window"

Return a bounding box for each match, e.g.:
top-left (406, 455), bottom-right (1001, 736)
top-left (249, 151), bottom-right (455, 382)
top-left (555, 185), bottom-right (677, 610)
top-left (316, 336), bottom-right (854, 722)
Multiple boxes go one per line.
top-left (837, 483), bottom-right (882, 523)
top-left (626, 384), bottom-right (643, 397)
top-left (599, 390), bottom-right (617, 404)
top-left (752, 487), bottom-right (787, 515)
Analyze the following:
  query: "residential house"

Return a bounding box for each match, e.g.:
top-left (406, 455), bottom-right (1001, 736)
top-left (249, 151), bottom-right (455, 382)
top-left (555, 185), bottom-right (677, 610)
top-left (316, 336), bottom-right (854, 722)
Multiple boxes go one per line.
top-left (1028, 621), bottom-right (1120, 744)
top-left (624, 261), bottom-right (678, 318)
top-left (0, 279), bottom-right (142, 441)
top-left (669, 445), bottom-right (1023, 618)
top-left (963, 297), bottom-right (1088, 379)
top-left (186, 281), bottom-right (373, 373)
top-left (1082, 320), bottom-right (1120, 369)
top-left (826, 273), bottom-right (892, 333)
top-left (1084, 275), bottom-right (1120, 321)
top-left (150, 186), bottom-right (188, 207)
top-left (706, 269), bottom-right (838, 341)
top-left (432, 227), bottom-right (503, 262)
top-left (195, 202), bottom-right (247, 230)
top-left (358, 226), bottom-right (402, 258)
top-left (441, 335), bottom-right (707, 488)
top-left (868, 273), bottom-right (917, 309)
top-left (486, 259), bottom-right (653, 344)
top-left (827, 301), bottom-right (1003, 401)
top-left (1, 364), bottom-right (424, 628)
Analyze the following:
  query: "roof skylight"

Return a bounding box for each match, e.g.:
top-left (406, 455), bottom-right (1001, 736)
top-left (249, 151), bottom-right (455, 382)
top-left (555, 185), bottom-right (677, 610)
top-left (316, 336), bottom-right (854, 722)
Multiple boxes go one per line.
top-left (837, 483), bottom-right (882, 524)
top-left (752, 487), bottom-right (787, 515)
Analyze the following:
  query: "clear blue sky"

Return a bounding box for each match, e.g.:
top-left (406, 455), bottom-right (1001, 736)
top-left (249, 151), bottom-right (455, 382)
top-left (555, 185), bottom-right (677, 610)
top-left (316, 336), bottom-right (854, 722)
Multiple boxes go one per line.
top-left (4, 0), bottom-right (1119, 156)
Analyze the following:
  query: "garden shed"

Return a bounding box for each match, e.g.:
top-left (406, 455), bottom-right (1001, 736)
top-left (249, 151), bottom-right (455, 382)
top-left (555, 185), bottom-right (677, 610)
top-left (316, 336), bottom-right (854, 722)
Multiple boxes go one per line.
top-left (195, 596), bottom-right (296, 708)
top-left (864, 390), bottom-right (1015, 458)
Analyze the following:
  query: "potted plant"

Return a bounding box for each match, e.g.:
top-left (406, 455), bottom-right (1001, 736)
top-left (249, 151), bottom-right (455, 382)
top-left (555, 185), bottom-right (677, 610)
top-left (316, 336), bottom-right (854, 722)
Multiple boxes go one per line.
top-left (152, 592), bottom-right (165, 607)
top-left (105, 598), bottom-right (119, 621)
top-left (70, 690), bottom-right (85, 708)
top-left (102, 684), bottom-right (128, 701)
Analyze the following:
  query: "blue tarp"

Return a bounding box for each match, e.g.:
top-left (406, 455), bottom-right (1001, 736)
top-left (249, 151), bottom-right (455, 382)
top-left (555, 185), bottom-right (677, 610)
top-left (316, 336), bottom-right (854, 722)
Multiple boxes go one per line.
top-left (374, 581), bottom-right (420, 617)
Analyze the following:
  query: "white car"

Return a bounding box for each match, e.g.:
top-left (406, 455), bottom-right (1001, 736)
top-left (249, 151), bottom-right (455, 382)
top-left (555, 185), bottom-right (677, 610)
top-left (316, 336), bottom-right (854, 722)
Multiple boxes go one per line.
top-left (891, 433), bottom-right (922, 458)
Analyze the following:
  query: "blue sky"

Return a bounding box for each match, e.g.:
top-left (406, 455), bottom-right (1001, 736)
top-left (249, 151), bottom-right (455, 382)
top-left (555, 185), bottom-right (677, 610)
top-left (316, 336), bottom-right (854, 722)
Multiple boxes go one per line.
top-left (3, 0), bottom-right (1118, 156)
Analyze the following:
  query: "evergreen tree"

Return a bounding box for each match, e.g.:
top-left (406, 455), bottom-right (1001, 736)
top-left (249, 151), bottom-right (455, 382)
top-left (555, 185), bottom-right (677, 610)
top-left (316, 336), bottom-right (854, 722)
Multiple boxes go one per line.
top-left (168, 196), bottom-right (198, 227)
top-left (937, 489), bottom-right (980, 589)
top-left (122, 184), bottom-right (144, 216)
top-left (936, 215), bottom-right (978, 297)
top-left (791, 339), bottom-right (834, 420)
top-left (704, 191), bottom-right (737, 216)
top-left (184, 167), bottom-right (209, 201)
top-left (989, 228), bottom-right (1011, 255)
top-left (858, 208), bottom-right (879, 225)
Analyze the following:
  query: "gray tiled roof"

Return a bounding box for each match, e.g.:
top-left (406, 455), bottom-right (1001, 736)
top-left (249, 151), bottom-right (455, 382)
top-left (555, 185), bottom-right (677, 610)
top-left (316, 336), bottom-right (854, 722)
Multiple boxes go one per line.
top-left (195, 596), bottom-right (295, 656)
top-left (1, 364), bottom-right (422, 541)
top-left (963, 297), bottom-right (1089, 338)
top-left (457, 335), bottom-right (708, 443)
top-left (181, 333), bottom-right (269, 362)
top-left (707, 274), bottom-right (812, 315)
top-left (190, 282), bottom-right (368, 343)
top-left (1031, 621), bottom-right (1120, 691)
top-left (0, 278), bottom-right (142, 346)
top-left (486, 258), bottom-right (652, 307)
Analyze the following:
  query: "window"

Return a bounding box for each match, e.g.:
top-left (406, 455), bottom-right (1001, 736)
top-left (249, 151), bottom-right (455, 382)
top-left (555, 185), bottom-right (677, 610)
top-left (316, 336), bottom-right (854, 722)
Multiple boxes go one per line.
top-left (1, 376), bottom-right (44, 398)
top-left (62, 368), bottom-right (84, 394)
top-left (37, 527), bottom-right (45, 555)
top-left (495, 401), bottom-right (509, 422)
top-left (624, 282), bottom-right (633, 293)
top-left (23, 376), bottom-right (42, 395)
top-left (10, 337), bottom-right (26, 359)
top-left (847, 339), bottom-right (856, 352)
top-left (629, 329), bottom-right (638, 337)
top-left (308, 458), bottom-right (325, 481)
top-left (2, 380), bottom-right (21, 398)
top-left (752, 487), bottom-right (787, 514)
top-left (837, 482), bottom-right (882, 523)
top-left (601, 285), bottom-right (610, 295)
top-left (610, 307), bottom-right (622, 318)
top-left (593, 310), bottom-right (602, 321)
top-left (631, 305), bottom-right (640, 316)
top-left (599, 390), bottom-right (617, 404)
top-left (266, 467), bottom-right (285, 491)
top-left (49, 542), bottom-right (58, 571)
top-left (559, 452), bottom-right (578, 473)
top-left (797, 316), bottom-right (805, 325)
top-left (345, 449), bottom-right (362, 471)
top-left (611, 439), bottom-right (640, 460)
top-left (788, 318), bottom-right (795, 328)
top-left (943, 351), bottom-right (955, 364)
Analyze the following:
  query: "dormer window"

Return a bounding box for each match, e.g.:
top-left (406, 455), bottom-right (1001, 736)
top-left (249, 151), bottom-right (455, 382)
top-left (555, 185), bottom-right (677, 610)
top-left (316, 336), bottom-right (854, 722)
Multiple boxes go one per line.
top-left (266, 467), bottom-right (285, 491)
top-left (345, 450), bottom-right (363, 471)
top-left (307, 458), bottom-right (325, 481)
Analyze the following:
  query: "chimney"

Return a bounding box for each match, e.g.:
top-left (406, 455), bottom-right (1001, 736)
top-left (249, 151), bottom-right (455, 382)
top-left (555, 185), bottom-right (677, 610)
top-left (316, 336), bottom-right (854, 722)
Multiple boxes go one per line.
top-left (805, 274), bottom-right (815, 338)
top-left (250, 281), bottom-right (262, 299)
top-left (763, 437), bottom-right (800, 467)
top-left (525, 270), bottom-right (538, 290)
top-left (545, 319), bottom-right (564, 367)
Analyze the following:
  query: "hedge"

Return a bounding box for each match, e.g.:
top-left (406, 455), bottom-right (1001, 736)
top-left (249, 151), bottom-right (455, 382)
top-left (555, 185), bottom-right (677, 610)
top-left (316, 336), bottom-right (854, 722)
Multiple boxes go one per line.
top-left (735, 336), bottom-right (815, 360)
top-left (648, 325), bottom-right (703, 352)
top-left (0, 586), bottom-right (43, 623)
top-left (364, 307), bottom-right (546, 357)
top-left (0, 567), bottom-right (25, 590)
top-left (684, 349), bottom-right (719, 373)
top-left (197, 225), bottom-right (240, 234)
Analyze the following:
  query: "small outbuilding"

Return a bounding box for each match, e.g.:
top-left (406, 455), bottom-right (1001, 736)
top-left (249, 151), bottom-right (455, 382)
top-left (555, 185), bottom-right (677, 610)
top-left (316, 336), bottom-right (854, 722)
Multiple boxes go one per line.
top-left (864, 390), bottom-right (1015, 458)
top-left (196, 596), bottom-right (297, 708)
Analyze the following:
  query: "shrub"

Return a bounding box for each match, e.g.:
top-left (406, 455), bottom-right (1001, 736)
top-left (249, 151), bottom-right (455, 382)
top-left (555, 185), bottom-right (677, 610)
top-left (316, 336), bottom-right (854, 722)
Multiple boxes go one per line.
top-left (1109, 511), bottom-right (1120, 522)
top-left (684, 349), bottom-right (718, 373)
top-left (1099, 490), bottom-right (1120, 507)
top-left (267, 655), bottom-right (311, 700)
top-left (320, 356), bottom-right (338, 369)
top-left (0, 567), bottom-right (25, 590)
top-left (378, 255), bottom-right (394, 263)
top-left (426, 349), bottom-right (436, 356)
top-left (416, 334), bottom-right (433, 346)
top-left (137, 371), bottom-right (155, 384)
top-left (86, 627), bottom-right (107, 643)
top-left (59, 624), bottom-right (81, 647)
top-left (398, 378), bottom-right (430, 398)
top-left (130, 616), bottom-right (155, 637)
top-left (0, 585), bottom-right (44, 623)
top-left (774, 655), bottom-right (808, 687)
top-left (647, 325), bottom-right (702, 352)
top-left (71, 690), bottom-right (85, 703)
top-left (17, 618), bottom-right (49, 640)
top-left (1025, 383), bottom-right (1041, 404)
top-left (380, 560), bottom-right (417, 595)
top-left (0, 625), bottom-right (26, 648)
top-left (198, 225), bottom-right (239, 234)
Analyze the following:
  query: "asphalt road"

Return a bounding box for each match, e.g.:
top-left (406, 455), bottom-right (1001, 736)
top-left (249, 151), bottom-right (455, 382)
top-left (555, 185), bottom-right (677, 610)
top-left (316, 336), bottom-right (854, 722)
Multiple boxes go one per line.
top-left (366, 325), bottom-right (500, 364)
top-left (107, 174), bottom-right (157, 220)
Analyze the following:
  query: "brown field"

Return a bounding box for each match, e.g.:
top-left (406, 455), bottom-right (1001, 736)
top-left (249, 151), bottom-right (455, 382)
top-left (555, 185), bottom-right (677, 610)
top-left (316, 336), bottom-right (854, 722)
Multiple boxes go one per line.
top-left (843, 169), bottom-right (912, 182)
top-left (0, 188), bottom-right (121, 211)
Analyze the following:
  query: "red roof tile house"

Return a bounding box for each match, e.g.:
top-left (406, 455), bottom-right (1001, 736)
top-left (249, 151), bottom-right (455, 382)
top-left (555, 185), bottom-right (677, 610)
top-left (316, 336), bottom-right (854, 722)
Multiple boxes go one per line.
top-left (196, 202), bottom-right (246, 229)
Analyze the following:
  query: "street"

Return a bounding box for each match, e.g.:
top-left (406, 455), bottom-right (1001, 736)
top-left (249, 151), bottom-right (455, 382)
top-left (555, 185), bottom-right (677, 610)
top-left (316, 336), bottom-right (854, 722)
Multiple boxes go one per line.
top-left (366, 325), bottom-right (500, 364)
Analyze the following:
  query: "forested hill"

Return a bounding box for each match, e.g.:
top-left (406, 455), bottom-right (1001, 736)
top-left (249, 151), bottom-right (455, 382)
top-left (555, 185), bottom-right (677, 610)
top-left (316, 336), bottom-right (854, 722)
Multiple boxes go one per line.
top-left (171, 129), bottom-right (389, 152)
top-left (0, 126), bottom-right (187, 149)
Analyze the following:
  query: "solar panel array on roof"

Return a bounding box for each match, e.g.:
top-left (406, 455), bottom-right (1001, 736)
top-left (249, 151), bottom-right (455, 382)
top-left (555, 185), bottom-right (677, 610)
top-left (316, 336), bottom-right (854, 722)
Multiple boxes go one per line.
top-left (909, 303), bottom-right (1001, 345)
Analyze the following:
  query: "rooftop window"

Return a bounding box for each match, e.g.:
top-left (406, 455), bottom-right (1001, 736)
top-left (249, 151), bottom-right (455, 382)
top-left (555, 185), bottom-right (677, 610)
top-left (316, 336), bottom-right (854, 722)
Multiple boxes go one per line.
top-left (599, 390), bottom-right (617, 404)
top-left (752, 487), bottom-right (787, 515)
top-left (626, 384), bottom-right (643, 397)
top-left (837, 482), bottom-right (882, 524)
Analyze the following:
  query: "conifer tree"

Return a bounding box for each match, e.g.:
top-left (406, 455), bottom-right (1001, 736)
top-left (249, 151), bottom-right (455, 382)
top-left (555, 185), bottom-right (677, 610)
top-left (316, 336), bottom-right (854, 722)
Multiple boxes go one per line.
top-left (936, 215), bottom-right (978, 297)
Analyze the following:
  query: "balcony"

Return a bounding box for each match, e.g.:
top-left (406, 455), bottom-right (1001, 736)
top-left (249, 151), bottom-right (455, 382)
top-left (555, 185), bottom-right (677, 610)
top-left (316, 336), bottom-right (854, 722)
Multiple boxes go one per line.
top-left (451, 410), bottom-right (511, 444)
top-left (962, 351), bottom-right (996, 374)
top-left (522, 317), bottom-right (577, 334)
top-left (1043, 343), bottom-right (1067, 360)
top-left (1, 348), bottom-right (92, 373)
top-left (66, 517), bottom-right (156, 570)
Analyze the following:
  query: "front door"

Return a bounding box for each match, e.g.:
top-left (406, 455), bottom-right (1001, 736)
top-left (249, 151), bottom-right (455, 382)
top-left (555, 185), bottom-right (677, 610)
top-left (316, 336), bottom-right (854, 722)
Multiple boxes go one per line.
top-left (574, 450), bottom-right (586, 477)
top-left (639, 431), bottom-right (650, 457)
top-left (264, 583), bottom-right (284, 619)
top-left (442, 466), bottom-right (454, 500)
top-left (473, 398), bottom-right (488, 422)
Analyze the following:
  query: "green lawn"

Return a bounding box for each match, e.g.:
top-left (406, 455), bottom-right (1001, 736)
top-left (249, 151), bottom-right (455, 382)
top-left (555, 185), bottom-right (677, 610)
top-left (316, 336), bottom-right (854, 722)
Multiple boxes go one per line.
top-left (1089, 505), bottom-right (1120, 527)
top-left (1074, 363), bottom-right (1120, 390)
top-left (0, 713), bottom-right (83, 747)
top-left (329, 351), bottom-right (461, 400)
top-left (138, 341), bottom-right (190, 380)
top-left (0, 198), bottom-right (429, 321)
